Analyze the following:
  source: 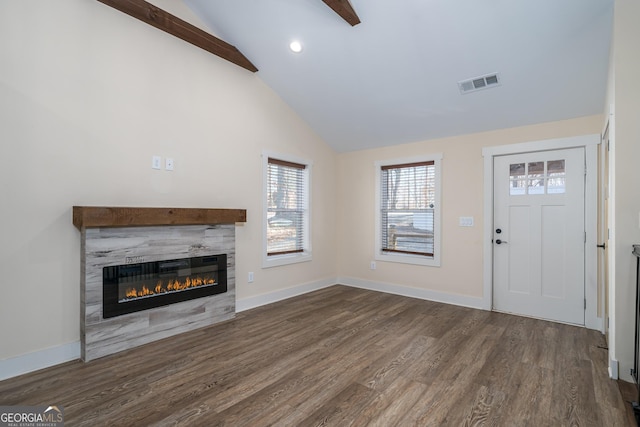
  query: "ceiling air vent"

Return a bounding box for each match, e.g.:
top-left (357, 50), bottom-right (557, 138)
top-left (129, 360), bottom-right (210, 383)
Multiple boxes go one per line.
top-left (458, 73), bottom-right (501, 94)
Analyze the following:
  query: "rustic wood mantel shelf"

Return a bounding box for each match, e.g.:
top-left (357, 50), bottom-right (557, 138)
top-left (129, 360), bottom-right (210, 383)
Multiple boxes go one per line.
top-left (73, 206), bottom-right (246, 229)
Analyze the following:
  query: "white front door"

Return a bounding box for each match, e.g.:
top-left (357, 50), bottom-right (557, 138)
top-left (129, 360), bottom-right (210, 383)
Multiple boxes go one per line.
top-left (493, 148), bottom-right (585, 325)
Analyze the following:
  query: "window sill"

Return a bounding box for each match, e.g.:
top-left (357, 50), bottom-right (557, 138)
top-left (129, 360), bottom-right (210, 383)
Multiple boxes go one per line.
top-left (262, 251), bottom-right (312, 269)
top-left (375, 252), bottom-right (440, 267)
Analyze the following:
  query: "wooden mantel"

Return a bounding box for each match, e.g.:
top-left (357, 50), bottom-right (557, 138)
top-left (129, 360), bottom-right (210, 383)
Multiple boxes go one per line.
top-left (73, 206), bottom-right (246, 229)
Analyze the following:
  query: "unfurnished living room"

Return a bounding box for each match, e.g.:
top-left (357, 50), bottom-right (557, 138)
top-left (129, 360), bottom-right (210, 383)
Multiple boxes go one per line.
top-left (1, 0), bottom-right (639, 425)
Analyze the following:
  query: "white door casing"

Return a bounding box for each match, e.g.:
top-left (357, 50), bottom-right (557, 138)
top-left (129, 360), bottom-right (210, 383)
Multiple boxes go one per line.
top-left (493, 148), bottom-right (585, 325)
top-left (482, 134), bottom-right (601, 330)
top-left (599, 124), bottom-right (610, 336)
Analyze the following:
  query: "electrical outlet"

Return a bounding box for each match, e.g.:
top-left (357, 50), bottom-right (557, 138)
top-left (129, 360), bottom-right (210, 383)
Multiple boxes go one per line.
top-left (370, 261), bottom-right (376, 270)
top-left (248, 272), bottom-right (254, 283)
top-left (459, 216), bottom-right (474, 227)
top-left (152, 155), bottom-right (162, 170)
top-left (166, 158), bottom-right (174, 171)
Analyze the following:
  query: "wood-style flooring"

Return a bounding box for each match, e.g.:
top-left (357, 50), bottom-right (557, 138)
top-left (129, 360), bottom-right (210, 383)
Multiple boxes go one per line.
top-left (0, 285), bottom-right (635, 426)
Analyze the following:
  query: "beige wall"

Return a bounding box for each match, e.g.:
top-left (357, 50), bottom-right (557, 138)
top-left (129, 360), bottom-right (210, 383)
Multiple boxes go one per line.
top-left (0, 0), bottom-right (337, 360)
top-left (610, 0), bottom-right (640, 383)
top-left (0, 0), bottom-right (616, 372)
top-left (337, 116), bottom-right (603, 299)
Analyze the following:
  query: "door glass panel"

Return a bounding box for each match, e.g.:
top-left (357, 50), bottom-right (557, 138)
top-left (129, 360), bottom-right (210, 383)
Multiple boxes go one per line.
top-left (509, 163), bottom-right (526, 195)
top-left (509, 159), bottom-right (567, 196)
top-left (527, 162), bottom-right (545, 195)
top-left (547, 160), bottom-right (566, 194)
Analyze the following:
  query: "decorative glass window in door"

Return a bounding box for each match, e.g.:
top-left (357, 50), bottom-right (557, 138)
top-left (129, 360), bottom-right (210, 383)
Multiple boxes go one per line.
top-left (509, 159), bottom-right (565, 196)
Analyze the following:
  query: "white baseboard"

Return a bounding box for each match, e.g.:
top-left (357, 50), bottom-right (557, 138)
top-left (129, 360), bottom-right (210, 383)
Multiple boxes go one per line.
top-left (609, 357), bottom-right (619, 379)
top-left (337, 276), bottom-right (485, 310)
top-left (2, 278), bottom-right (485, 381)
top-left (0, 341), bottom-right (80, 381)
top-left (236, 277), bottom-right (336, 312)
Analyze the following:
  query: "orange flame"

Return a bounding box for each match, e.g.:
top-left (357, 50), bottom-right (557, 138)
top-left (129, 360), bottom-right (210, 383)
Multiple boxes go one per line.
top-left (124, 276), bottom-right (216, 299)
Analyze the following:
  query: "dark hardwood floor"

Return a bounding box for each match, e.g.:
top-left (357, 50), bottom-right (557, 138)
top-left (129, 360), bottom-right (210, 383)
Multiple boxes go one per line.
top-left (0, 285), bottom-right (635, 426)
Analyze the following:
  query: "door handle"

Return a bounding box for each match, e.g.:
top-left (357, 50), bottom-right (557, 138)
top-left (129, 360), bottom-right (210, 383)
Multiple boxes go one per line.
top-left (597, 243), bottom-right (606, 249)
top-left (495, 239), bottom-right (508, 245)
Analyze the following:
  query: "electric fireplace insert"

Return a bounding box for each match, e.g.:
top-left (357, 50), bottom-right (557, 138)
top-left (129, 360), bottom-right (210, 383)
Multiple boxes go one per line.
top-left (102, 254), bottom-right (227, 318)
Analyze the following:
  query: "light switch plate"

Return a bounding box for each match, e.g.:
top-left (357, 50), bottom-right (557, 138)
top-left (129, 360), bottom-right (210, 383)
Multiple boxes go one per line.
top-left (152, 155), bottom-right (161, 170)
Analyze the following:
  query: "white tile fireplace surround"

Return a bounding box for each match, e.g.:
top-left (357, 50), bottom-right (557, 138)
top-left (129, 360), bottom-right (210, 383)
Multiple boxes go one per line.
top-left (73, 207), bottom-right (246, 362)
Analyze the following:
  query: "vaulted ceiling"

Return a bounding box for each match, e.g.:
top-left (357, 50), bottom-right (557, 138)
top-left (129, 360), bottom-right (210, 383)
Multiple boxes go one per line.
top-left (183, 0), bottom-right (613, 152)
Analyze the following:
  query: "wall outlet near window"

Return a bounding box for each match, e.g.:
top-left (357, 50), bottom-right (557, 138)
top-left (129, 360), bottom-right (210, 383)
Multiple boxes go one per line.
top-left (459, 216), bottom-right (474, 227)
top-left (248, 272), bottom-right (254, 283)
top-left (370, 261), bottom-right (376, 270)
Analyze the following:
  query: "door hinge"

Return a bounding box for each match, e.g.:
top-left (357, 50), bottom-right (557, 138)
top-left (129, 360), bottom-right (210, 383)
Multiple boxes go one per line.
top-left (584, 298), bottom-right (587, 309)
top-left (584, 231), bottom-right (587, 243)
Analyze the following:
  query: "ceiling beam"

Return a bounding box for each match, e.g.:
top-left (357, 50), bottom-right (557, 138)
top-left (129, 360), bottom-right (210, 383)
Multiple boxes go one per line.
top-left (321, 0), bottom-right (361, 26)
top-left (96, 0), bottom-right (258, 72)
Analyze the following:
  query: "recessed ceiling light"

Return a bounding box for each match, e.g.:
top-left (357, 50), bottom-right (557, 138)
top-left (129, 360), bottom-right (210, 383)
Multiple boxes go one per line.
top-left (289, 40), bottom-right (303, 53)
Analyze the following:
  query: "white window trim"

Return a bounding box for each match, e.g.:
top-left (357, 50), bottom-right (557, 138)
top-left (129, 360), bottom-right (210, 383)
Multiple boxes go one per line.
top-left (375, 153), bottom-right (442, 267)
top-left (262, 151), bottom-right (312, 268)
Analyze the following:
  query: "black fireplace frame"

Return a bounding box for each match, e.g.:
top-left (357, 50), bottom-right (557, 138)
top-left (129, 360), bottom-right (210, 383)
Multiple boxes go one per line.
top-left (102, 254), bottom-right (227, 319)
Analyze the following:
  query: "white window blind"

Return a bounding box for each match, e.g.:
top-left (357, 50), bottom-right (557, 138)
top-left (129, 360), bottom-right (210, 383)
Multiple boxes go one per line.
top-left (381, 161), bottom-right (435, 256)
top-left (266, 158), bottom-right (306, 256)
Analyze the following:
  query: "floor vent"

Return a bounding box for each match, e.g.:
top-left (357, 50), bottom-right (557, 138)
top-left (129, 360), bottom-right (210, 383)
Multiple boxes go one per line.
top-left (458, 73), bottom-right (501, 94)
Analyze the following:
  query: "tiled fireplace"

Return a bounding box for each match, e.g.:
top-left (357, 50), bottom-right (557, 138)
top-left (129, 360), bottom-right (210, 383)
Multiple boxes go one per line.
top-left (73, 207), bottom-right (246, 361)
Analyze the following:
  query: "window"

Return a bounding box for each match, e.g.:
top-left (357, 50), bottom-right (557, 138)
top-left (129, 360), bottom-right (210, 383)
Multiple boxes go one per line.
top-left (263, 154), bottom-right (311, 268)
top-left (376, 154), bottom-right (442, 267)
top-left (509, 159), bottom-right (566, 196)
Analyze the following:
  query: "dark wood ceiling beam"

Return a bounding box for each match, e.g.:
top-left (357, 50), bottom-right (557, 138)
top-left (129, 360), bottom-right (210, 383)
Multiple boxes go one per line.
top-left (322, 0), bottom-right (361, 26)
top-left (96, 0), bottom-right (258, 72)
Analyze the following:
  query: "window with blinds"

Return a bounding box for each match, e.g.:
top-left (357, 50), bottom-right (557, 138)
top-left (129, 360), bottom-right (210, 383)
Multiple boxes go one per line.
top-left (380, 161), bottom-right (435, 256)
top-left (266, 157), bottom-right (307, 256)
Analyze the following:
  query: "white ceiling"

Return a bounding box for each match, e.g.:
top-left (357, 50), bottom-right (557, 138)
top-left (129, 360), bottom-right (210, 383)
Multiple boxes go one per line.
top-left (184, 0), bottom-right (613, 152)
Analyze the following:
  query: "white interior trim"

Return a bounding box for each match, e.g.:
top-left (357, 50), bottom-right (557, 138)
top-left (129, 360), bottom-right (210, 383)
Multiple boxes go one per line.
top-left (598, 123), bottom-right (609, 335)
top-left (0, 341), bottom-right (80, 381)
top-left (609, 357), bottom-right (619, 380)
top-left (338, 276), bottom-right (485, 310)
top-left (0, 278), bottom-right (484, 380)
top-left (236, 277), bottom-right (334, 312)
top-left (584, 141), bottom-right (601, 330)
top-left (261, 150), bottom-right (313, 269)
top-left (482, 134), bottom-right (602, 329)
top-left (7, 255), bottom-right (602, 381)
top-left (373, 153), bottom-right (443, 267)
top-left (604, 105), bottom-right (617, 380)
